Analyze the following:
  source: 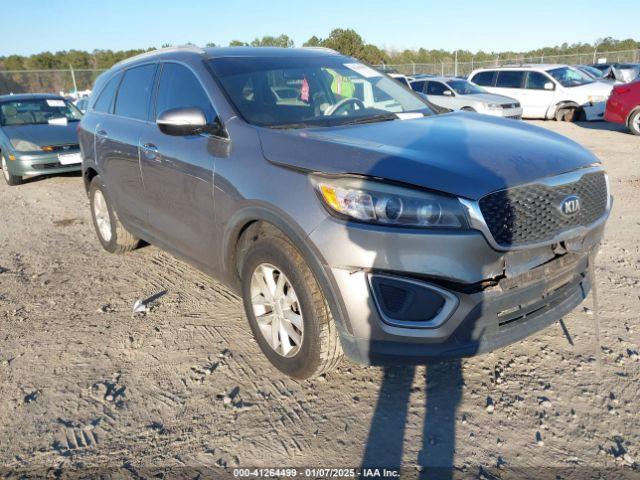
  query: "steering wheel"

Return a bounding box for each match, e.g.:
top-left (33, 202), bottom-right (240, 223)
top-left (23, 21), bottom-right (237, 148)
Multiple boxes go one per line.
top-left (324, 97), bottom-right (365, 116)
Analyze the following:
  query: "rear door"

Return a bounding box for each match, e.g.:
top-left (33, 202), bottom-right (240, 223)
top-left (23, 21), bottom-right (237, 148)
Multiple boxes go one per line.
top-left (96, 64), bottom-right (157, 231)
top-left (492, 70), bottom-right (525, 112)
top-left (521, 71), bottom-right (556, 118)
top-left (139, 62), bottom-right (222, 266)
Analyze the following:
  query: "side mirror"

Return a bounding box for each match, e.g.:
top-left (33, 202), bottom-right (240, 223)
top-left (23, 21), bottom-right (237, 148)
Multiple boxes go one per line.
top-left (443, 89), bottom-right (453, 96)
top-left (157, 107), bottom-right (207, 136)
top-left (544, 82), bottom-right (555, 91)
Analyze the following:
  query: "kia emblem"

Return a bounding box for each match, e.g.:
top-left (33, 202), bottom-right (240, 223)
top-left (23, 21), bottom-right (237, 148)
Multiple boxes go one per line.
top-left (560, 195), bottom-right (581, 216)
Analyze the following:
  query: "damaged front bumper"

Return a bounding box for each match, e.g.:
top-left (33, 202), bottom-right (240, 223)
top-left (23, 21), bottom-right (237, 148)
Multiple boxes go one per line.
top-left (309, 217), bottom-right (605, 365)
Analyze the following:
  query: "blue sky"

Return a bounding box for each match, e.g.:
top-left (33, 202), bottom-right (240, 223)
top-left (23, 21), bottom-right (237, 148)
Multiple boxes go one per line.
top-left (2, 0), bottom-right (639, 56)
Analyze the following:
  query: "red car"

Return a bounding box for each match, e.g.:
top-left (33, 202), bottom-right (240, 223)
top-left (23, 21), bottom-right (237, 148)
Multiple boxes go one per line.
top-left (605, 80), bottom-right (640, 135)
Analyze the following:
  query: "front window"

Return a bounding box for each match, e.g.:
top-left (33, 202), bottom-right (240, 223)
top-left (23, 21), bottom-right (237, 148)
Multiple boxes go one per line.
top-left (547, 66), bottom-right (594, 87)
top-left (445, 79), bottom-right (486, 95)
top-left (0, 98), bottom-right (82, 126)
top-left (208, 56), bottom-right (433, 128)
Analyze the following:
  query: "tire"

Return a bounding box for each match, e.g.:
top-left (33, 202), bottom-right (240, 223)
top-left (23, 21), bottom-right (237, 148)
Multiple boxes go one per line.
top-left (89, 175), bottom-right (139, 254)
top-left (461, 107), bottom-right (476, 112)
top-left (555, 106), bottom-right (576, 122)
top-left (1, 154), bottom-right (23, 186)
top-left (240, 233), bottom-right (343, 379)
top-left (628, 109), bottom-right (640, 136)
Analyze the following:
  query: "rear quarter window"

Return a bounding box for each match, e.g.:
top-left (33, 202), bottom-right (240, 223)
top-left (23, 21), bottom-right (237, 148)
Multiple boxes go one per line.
top-left (93, 73), bottom-right (122, 113)
top-left (471, 71), bottom-right (496, 86)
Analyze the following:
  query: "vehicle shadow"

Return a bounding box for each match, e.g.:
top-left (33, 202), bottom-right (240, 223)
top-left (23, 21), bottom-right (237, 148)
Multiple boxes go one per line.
top-left (18, 170), bottom-right (83, 185)
top-left (572, 120), bottom-right (630, 133)
top-left (354, 113), bottom-right (514, 478)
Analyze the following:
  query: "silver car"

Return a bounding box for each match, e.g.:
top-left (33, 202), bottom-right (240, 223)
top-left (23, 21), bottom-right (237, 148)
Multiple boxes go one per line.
top-left (410, 77), bottom-right (523, 119)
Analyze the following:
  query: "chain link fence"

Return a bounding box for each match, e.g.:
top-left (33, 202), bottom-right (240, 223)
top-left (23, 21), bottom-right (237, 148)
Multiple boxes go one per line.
top-left (0, 69), bottom-right (105, 96)
top-left (1, 49), bottom-right (639, 95)
top-left (378, 49), bottom-right (640, 77)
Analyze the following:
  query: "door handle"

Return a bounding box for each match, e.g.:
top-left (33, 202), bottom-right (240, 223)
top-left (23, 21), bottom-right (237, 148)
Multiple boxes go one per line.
top-left (141, 143), bottom-right (160, 161)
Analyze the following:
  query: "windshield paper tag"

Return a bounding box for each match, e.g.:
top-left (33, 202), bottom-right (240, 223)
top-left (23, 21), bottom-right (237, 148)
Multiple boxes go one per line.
top-left (46, 99), bottom-right (66, 107)
top-left (396, 112), bottom-right (424, 120)
top-left (300, 76), bottom-right (310, 103)
top-left (344, 63), bottom-right (381, 78)
top-left (48, 117), bottom-right (68, 125)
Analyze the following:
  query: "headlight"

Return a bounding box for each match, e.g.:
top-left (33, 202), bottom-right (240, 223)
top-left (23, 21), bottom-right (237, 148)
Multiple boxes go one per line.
top-left (588, 95), bottom-right (607, 103)
top-left (485, 103), bottom-right (502, 110)
top-left (311, 176), bottom-right (468, 229)
top-left (10, 139), bottom-right (40, 152)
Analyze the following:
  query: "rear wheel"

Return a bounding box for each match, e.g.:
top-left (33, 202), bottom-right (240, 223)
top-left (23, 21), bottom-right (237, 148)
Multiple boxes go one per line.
top-left (240, 232), bottom-right (343, 379)
top-left (89, 175), bottom-right (139, 254)
top-left (461, 106), bottom-right (476, 112)
top-left (1, 154), bottom-right (22, 186)
top-left (629, 109), bottom-right (640, 136)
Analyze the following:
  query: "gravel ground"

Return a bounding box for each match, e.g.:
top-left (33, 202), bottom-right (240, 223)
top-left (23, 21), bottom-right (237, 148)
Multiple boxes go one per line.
top-left (0, 120), bottom-right (639, 479)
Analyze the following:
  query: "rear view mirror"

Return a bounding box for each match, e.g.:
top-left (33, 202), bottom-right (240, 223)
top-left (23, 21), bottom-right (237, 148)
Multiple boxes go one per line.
top-left (544, 82), bottom-right (555, 90)
top-left (157, 107), bottom-right (207, 136)
top-left (443, 90), bottom-right (453, 96)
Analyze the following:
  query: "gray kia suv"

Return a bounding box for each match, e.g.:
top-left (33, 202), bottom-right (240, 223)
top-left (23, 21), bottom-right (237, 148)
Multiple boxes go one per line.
top-left (79, 46), bottom-right (611, 379)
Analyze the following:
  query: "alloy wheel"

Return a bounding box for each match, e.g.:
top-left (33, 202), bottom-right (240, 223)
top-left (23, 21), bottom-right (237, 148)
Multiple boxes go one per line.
top-left (93, 189), bottom-right (112, 242)
top-left (250, 263), bottom-right (304, 357)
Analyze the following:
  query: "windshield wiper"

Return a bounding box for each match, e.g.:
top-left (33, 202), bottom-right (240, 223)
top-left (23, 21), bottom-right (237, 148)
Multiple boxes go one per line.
top-left (336, 113), bottom-right (398, 126)
top-left (267, 122), bottom-right (314, 130)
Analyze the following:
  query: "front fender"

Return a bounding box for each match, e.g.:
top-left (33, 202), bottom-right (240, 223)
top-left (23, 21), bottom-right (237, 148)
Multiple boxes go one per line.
top-left (221, 204), bottom-right (354, 336)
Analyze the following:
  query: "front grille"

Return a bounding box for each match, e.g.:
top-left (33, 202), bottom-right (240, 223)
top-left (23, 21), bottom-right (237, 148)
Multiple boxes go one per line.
top-left (32, 162), bottom-right (63, 170)
top-left (497, 272), bottom-right (583, 329)
top-left (501, 103), bottom-right (520, 109)
top-left (479, 171), bottom-right (608, 247)
top-left (44, 144), bottom-right (79, 152)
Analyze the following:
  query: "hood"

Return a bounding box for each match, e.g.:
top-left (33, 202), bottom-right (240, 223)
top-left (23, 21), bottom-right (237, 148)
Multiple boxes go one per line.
top-left (571, 80), bottom-right (613, 95)
top-left (3, 122), bottom-right (79, 148)
top-left (259, 113), bottom-right (599, 200)
top-left (461, 92), bottom-right (519, 105)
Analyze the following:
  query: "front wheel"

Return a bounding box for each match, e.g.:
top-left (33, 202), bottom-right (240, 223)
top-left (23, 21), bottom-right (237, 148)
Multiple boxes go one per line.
top-left (555, 106), bottom-right (576, 122)
top-left (1, 154), bottom-right (23, 186)
top-left (89, 175), bottom-right (139, 254)
top-left (240, 233), bottom-right (343, 379)
top-left (629, 110), bottom-right (640, 136)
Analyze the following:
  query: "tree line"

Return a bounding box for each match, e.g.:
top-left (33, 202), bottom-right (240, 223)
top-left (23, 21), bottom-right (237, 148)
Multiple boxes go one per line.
top-left (0, 29), bottom-right (638, 94)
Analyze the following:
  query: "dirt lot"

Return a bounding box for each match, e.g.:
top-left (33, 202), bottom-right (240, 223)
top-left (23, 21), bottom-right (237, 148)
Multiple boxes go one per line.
top-left (1, 121), bottom-right (639, 479)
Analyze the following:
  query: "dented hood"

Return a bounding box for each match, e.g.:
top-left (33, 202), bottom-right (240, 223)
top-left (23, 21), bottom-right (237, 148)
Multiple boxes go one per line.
top-left (258, 112), bottom-right (599, 200)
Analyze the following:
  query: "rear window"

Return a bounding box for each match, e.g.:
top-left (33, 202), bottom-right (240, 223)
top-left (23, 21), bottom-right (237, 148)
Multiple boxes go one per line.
top-left (93, 73), bottom-right (121, 113)
top-left (114, 64), bottom-right (157, 121)
top-left (471, 71), bottom-right (495, 86)
top-left (410, 80), bottom-right (426, 93)
top-left (496, 71), bottom-right (524, 88)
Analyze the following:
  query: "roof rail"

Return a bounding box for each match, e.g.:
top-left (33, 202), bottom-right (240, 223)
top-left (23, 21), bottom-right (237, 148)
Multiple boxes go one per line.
top-left (113, 45), bottom-right (205, 68)
top-left (301, 46), bottom-right (339, 54)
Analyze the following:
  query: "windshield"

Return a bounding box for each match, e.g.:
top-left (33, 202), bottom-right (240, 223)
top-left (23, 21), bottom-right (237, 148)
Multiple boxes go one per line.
top-left (208, 56), bottom-right (433, 128)
top-left (579, 65), bottom-right (604, 78)
top-left (547, 67), bottom-right (594, 87)
top-left (0, 98), bottom-right (82, 127)
top-left (446, 79), bottom-right (486, 95)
